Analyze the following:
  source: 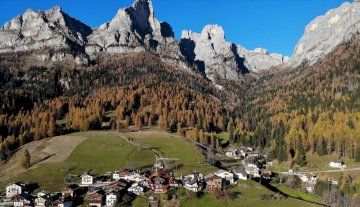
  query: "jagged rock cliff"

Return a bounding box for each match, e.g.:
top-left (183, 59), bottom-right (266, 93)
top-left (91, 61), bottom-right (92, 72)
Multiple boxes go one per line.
top-left (238, 47), bottom-right (289, 72)
top-left (85, 0), bottom-right (187, 68)
top-left (0, 0), bottom-right (287, 79)
top-left (181, 25), bottom-right (248, 81)
top-left (181, 25), bottom-right (288, 81)
top-left (291, 1), bottom-right (360, 66)
top-left (0, 6), bottom-right (92, 64)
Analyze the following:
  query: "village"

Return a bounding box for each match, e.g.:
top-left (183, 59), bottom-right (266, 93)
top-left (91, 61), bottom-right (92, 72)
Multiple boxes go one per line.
top-left (0, 145), bottom-right (348, 207)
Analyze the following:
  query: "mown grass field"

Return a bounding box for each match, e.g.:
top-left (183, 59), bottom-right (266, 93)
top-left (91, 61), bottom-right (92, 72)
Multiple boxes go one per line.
top-left (131, 130), bottom-right (217, 176)
top-left (180, 180), bottom-right (321, 207)
top-left (0, 131), bottom-right (149, 191)
top-left (270, 152), bottom-right (360, 173)
top-left (271, 184), bottom-right (318, 203)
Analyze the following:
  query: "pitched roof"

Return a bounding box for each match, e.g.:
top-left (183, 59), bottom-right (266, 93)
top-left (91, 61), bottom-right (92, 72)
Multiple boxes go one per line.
top-left (231, 166), bottom-right (246, 174)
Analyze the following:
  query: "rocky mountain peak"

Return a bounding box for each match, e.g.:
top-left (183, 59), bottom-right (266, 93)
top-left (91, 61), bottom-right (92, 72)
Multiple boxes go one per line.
top-left (98, 0), bottom-right (161, 39)
top-left (291, 1), bottom-right (360, 67)
top-left (181, 24), bottom-right (289, 81)
top-left (86, 0), bottom-right (187, 68)
top-left (181, 24), bottom-right (248, 82)
top-left (0, 6), bottom-right (92, 64)
top-left (45, 6), bottom-right (67, 27)
top-left (201, 25), bottom-right (225, 39)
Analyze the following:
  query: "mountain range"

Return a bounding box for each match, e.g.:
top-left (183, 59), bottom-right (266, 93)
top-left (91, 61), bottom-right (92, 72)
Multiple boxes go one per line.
top-left (0, 0), bottom-right (294, 83)
top-left (1, 0), bottom-right (360, 183)
top-left (2, 0), bottom-right (359, 84)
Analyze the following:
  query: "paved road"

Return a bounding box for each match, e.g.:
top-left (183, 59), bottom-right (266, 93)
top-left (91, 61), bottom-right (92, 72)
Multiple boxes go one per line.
top-left (279, 167), bottom-right (360, 174)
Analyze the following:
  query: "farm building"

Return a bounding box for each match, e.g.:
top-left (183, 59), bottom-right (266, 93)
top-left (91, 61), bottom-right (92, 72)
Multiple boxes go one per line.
top-left (205, 175), bottom-right (223, 190)
top-left (87, 190), bottom-right (105, 207)
top-left (213, 169), bottom-right (235, 184)
top-left (229, 166), bottom-right (248, 180)
top-left (329, 161), bottom-right (346, 169)
top-left (81, 173), bottom-right (94, 186)
top-left (6, 183), bottom-right (29, 198)
top-left (183, 173), bottom-right (204, 192)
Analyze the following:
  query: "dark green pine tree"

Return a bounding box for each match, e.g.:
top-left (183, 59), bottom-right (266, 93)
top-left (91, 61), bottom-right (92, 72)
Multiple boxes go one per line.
top-left (355, 147), bottom-right (360, 162)
top-left (274, 121), bottom-right (288, 163)
top-left (296, 139), bottom-right (307, 167)
top-left (317, 138), bottom-right (328, 156)
top-left (228, 122), bottom-right (234, 144)
top-left (0, 144), bottom-right (6, 163)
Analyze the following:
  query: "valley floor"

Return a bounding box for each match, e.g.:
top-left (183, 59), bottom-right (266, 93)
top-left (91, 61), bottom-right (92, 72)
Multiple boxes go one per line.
top-left (0, 129), bottom-right (326, 207)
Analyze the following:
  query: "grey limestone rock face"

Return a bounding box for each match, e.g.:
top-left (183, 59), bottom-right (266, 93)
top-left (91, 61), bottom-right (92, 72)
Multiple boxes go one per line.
top-left (1, 6), bottom-right (91, 50)
top-left (86, 0), bottom-right (188, 68)
top-left (0, 6), bottom-right (92, 64)
top-left (291, 1), bottom-right (360, 67)
top-left (238, 47), bottom-right (289, 72)
top-left (181, 25), bottom-right (247, 81)
top-left (181, 25), bottom-right (288, 81)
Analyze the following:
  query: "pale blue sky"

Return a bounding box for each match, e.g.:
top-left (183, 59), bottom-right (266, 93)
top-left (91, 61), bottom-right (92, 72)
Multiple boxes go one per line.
top-left (0, 0), bottom-right (351, 56)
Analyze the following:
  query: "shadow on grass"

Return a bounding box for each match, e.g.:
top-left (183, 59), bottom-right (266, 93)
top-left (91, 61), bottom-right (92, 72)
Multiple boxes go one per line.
top-left (258, 179), bottom-right (329, 207)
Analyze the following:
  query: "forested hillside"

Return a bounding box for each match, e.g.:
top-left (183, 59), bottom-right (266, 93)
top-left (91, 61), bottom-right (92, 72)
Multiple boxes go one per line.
top-left (0, 52), bottom-right (237, 161)
top-left (2, 35), bottom-right (360, 171)
top-left (231, 37), bottom-right (360, 165)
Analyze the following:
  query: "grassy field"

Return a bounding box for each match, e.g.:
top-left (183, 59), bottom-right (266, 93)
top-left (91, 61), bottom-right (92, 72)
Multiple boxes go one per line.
top-left (129, 130), bottom-right (217, 175)
top-left (0, 130), bottom-right (215, 192)
top-left (271, 184), bottom-right (318, 203)
top-left (270, 152), bottom-right (360, 173)
top-left (132, 196), bottom-right (150, 207)
top-left (0, 131), bottom-right (150, 191)
top-left (0, 129), bottom-right (327, 207)
top-left (180, 180), bottom-right (321, 207)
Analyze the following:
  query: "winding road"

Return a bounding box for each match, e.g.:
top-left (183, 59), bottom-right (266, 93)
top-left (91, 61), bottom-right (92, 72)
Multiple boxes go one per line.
top-left (278, 167), bottom-right (360, 175)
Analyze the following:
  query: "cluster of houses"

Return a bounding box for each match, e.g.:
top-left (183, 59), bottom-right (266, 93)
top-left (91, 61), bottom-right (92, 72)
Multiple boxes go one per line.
top-left (284, 160), bottom-right (347, 194)
top-left (2, 182), bottom-right (82, 207)
top-left (0, 146), bottom-right (277, 207)
top-left (225, 146), bottom-right (272, 180)
top-left (1, 159), bottom-right (272, 207)
top-left (296, 173), bottom-right (318, 193)
top-left (176, 146), bottom-right (274, 193)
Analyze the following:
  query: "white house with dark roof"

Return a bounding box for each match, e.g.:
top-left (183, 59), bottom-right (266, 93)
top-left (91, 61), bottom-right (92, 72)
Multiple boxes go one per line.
top-left (128, 183), bottom-right (145, 195)
top-left (183, 174), bottom-right (204, 192)
top-left (81, 173), bottom-right (94, 186)
top-left (298, 173), bottom-right (317, 184)
top-left (105, 191), bottom-right (120, 206)
top-left (229, 166), bottom-right (247, 180)
top-left (245, 166), bottom-right (260, 178)
top-left (213, 169), bottom-right (235, 184)
top-left (11, 193), bottom-right (32, 207)
top-left (35, 196), bottom-right (49, 207)
top-left (329, 161), bottom-right (346, 169)
top-left (6, 183), bottom-right (25, 198)
top-left (225, 149), bottom-right (240, 159)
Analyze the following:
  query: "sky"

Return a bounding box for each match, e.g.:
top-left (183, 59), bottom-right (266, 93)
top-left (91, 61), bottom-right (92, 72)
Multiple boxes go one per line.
top-left (0, 0), bottom-right (351, 56)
